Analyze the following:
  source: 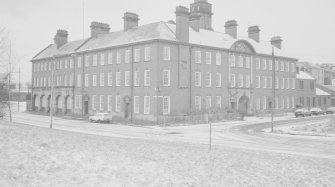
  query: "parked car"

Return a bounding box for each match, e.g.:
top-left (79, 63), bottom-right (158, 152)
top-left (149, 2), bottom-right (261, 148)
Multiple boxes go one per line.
top-left (294, 108), bottom-right (312, 117)
top-left (326, 107), bottom-right (335, 114)
top-left (89, 113), bottom-right (113, 123)
top-left (310, 108), bottom-right (326, 115)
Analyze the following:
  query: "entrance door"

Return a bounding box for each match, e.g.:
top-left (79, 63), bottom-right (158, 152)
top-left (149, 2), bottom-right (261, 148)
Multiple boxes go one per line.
top-left (84, 101), bottom-right (89, 115)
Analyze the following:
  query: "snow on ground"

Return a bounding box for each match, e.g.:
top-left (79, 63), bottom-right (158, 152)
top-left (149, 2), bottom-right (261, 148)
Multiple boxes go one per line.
top-left (1, 121), bottom-right (335, 186)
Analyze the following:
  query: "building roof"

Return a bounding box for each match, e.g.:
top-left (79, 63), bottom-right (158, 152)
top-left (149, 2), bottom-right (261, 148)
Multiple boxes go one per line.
top-left (296, 71), bottom-right (315, 80)
top-left (316, 88), bottom-right (330, 96)
top-left (32, 22), bottom-right (297, 61)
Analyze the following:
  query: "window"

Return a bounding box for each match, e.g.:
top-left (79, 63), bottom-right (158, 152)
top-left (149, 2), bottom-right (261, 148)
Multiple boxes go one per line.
top-left (268, 77), bottom-right (272, 88)
top-left (291, 78), bottom-right (295, 89)
top-left (60, 60), bottom-right (63, 69)
top-left (216, 53), bottom-right (221, 65)
top-left (77, 74), bottom-right (82, 87)
top-left (280, 61), bottom-right (284, 71)
top-left (205, 72), bottom-right (211, 87)
top-left (291, 63), bottom-right (295, 73)
top-left (92, 95), bottom-right (96, 110)
top-left (275, 96), bottom-right (279, 109)
top-left (121, 71), bottom-right (128, 87)
top-left (257, 96), bottom-right (261, 110)
top-left (93, 54), bottom-right (98, 66)
top-left (100, 53), bottom-right (105, 66)
top-left (69, 74), bottom-right (73, 86)
top-left (144, 70), bottom-right (150, 86)
top-left (163, 70), bottom-right (170, 86)
top-left (268, 60), bottom-right (273, 70)
top-left (262, 59), bottom-right (267, 70)
top-left (238, 74), bottom-right (244, 88)
top-left (92, 74), bottom-right (97, 87)
top-left (195, 51), bottom-right (201, 64)
top-left (64, 75), bottom-right (68, 86)
top-left (108, 95), bottom-right (112, 111)
top-left (163, 47), bottom-right (170, 61)
top-left (70, 59), bottom-right (74, 68)
top-left (238, 56), bottom-right (243, 67)
top-left (255, 58), bottom-right (260, 70)
top-left (144, 47), bottom-right (151, 61)
top-left (286, 96), bottom-right (290, 109)
top-left (144, 96), bottom-right (150, 114)
top-left (116, 72), bottom-right (121, 86)
top-left (100, 73), bottom-right (104, 87)
top-left (206, 96), bottom-right (211, 110)
top-left (231, 74), bottom-right (236, 87)
top-left (245, 57), bottom-right (250, 68)
top-left (281, 96), bottom-right (285, 109)
top-left (84, 74), bottom-right (89, 87)
top-left (286, 62), bottom-right (290, 72)
top-left (299, 80), bottom-right (304, 89)
top-left (125, 50), bottom-right (131, 63)
top-left (275, 77), bottom-right (279, 89)
top-left (115, 95), bottom-right (121, 112)
top-left (229, 54), bottom-right (236, 67)
top-left (216, 73), bottom-right (221, 87)
top-left (206, 52), bottom-right (211, 64)
top-left (134, 70), bottom-right (140, 86)
top-left (246, 75), bottom-right (250, 88)
top-left (281, 78), bottom-right (285, 89)
top-left (216, 96), bottom-right (221, 108)
top-left (85, 55), bottom-right (90, 67)
top-left (286, 78), bottom-right (290, 89)
top-left (116, 51), bottom-right (121, 64)
top-left (310, 81), bottom-right (315, 90)
top-left (292, 96), bottom-right (295, 108)
top-left (263, 96), bottom-right (267, 110)
top-left (256, 76), bottom-right (260, 88)
top-left (195, 96), bottom-right (202, 111)
top-left (162, 96), bottom-right (170, 115)
top-left (133, 96), bottom-right (139, 114)
top-left (100, 95), bottom-right (104, 111)
top-left (108, 72), bottom-right (113, 86)
top-left (195, 72), bottom-right (202, 87)
top-left (108, 52), bottom-right (113, 64)
top-left (275, 61), bottom-right (279, 71)
top-left (78, 56), bottom-right (82, 68)
top-left (64, 59), bottom-right (68, 69)
top-left (263, 76), bottom-right (267, 88)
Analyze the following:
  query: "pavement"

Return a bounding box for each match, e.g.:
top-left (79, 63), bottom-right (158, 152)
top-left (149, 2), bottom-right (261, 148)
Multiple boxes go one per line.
top-left (2, 103), bottom-right (335, 160)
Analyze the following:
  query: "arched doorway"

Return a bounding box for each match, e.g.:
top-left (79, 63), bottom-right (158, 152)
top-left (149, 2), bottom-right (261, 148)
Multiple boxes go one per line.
top-left (64, 95), bottom-right (72, 115)
top-left (40, 95), bottom-right (46, 112)
top-left (238, 95), bottom-right (250, 115)
top-left (55, 95), bottom-right (63, 114)
top-left (47, 95), bottom-right (51, 113)
top-left (33, 95), bottom-right (38, 111)
top-left (124, 96), bottom-right (131, 119)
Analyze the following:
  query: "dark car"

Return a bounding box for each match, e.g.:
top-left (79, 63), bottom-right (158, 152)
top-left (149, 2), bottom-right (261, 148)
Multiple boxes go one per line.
top-left (294, 108), bottom-right (312, 117)
top-left (310, 108), bottom-right (326, 115)
top-left (326, 107), bottom-right (335, 114)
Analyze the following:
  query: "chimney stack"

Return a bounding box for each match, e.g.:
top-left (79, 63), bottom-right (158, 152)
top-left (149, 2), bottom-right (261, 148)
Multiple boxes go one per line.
top-left (123, 12), bottom-right (139, 31)
top-left (175, 6), bottom-right (190, 43)
top-left (90, 22), bottom-right (110, 38)
top-left (225, 20), bottom-right (238, 39)
top-left (271, 36), bottom-right (283, 49)
top-left (54, 29), bottom-right (68, 49)
top-left (248, 26), bottom-right (260, 42)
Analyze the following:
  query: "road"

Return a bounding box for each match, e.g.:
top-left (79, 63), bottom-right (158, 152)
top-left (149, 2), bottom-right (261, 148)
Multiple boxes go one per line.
top-left (2, 106), bottom-right (335, 159)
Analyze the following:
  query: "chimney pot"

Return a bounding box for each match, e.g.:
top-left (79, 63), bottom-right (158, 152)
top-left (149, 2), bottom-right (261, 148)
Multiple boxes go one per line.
top-left (225, 20), bottom-right (238, 39)
top-left (90, 22), bottom-right (110, 38)
top-left (271, 36), bottom-right (283, 49)
top-left (123, 12), bottom-right (139, 31)
top-left (248, 25), bottom-right (261, 42)
top-left (54, 29), bottom-right (68, 48)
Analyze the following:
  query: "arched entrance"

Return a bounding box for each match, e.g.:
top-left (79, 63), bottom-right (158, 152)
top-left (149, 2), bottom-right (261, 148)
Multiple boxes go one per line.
top-left (64, 95), bottom-right (72, 115)
top-left (55, 95), bottom-right (63, 114)
top-left (238, 95), bottom-right (250, 115)
top-left (33, 94), bottom-right (38, 111)
top-left (40, 95), bottom-right (46, 112)
top-left (124, 96), bottom-right (131, 119)
top-left (47, 95), bottom-right (51, 113)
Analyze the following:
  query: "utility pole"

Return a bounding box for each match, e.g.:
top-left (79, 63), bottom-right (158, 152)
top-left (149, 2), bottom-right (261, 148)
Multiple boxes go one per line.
top-left (271, 46), bottom-right (275, 133)
top-left (8, 41), bottom-right (12, 122)
top-left (17, 67), bottom-right (20, 112)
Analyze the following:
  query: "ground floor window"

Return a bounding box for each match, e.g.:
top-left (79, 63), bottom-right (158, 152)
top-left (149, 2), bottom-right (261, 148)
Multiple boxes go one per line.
top-left (133, 96), bottom-right (139, 114)
top-left (108, 95), bottom-right (112, 112)
top-left (163, 96), bottom-right (170, 115)
top-left (116, 95), bottom-right (121, 112)
top-left (144, 96), bottom-right (150, 114)
top-left (195, 96), bottom-right (201, 111)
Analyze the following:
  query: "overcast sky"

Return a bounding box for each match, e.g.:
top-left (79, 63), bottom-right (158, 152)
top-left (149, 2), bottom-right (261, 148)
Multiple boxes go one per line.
top-left (1, 0), bottom-right (335, 83)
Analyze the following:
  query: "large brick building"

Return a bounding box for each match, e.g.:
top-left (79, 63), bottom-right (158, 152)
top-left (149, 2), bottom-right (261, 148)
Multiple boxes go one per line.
top-left (31, 0), bottom-right (298, 122)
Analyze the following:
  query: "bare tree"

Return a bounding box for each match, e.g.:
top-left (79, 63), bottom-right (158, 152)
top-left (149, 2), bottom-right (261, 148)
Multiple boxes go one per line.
top-left (0, 26), bottom-right (10, 120)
